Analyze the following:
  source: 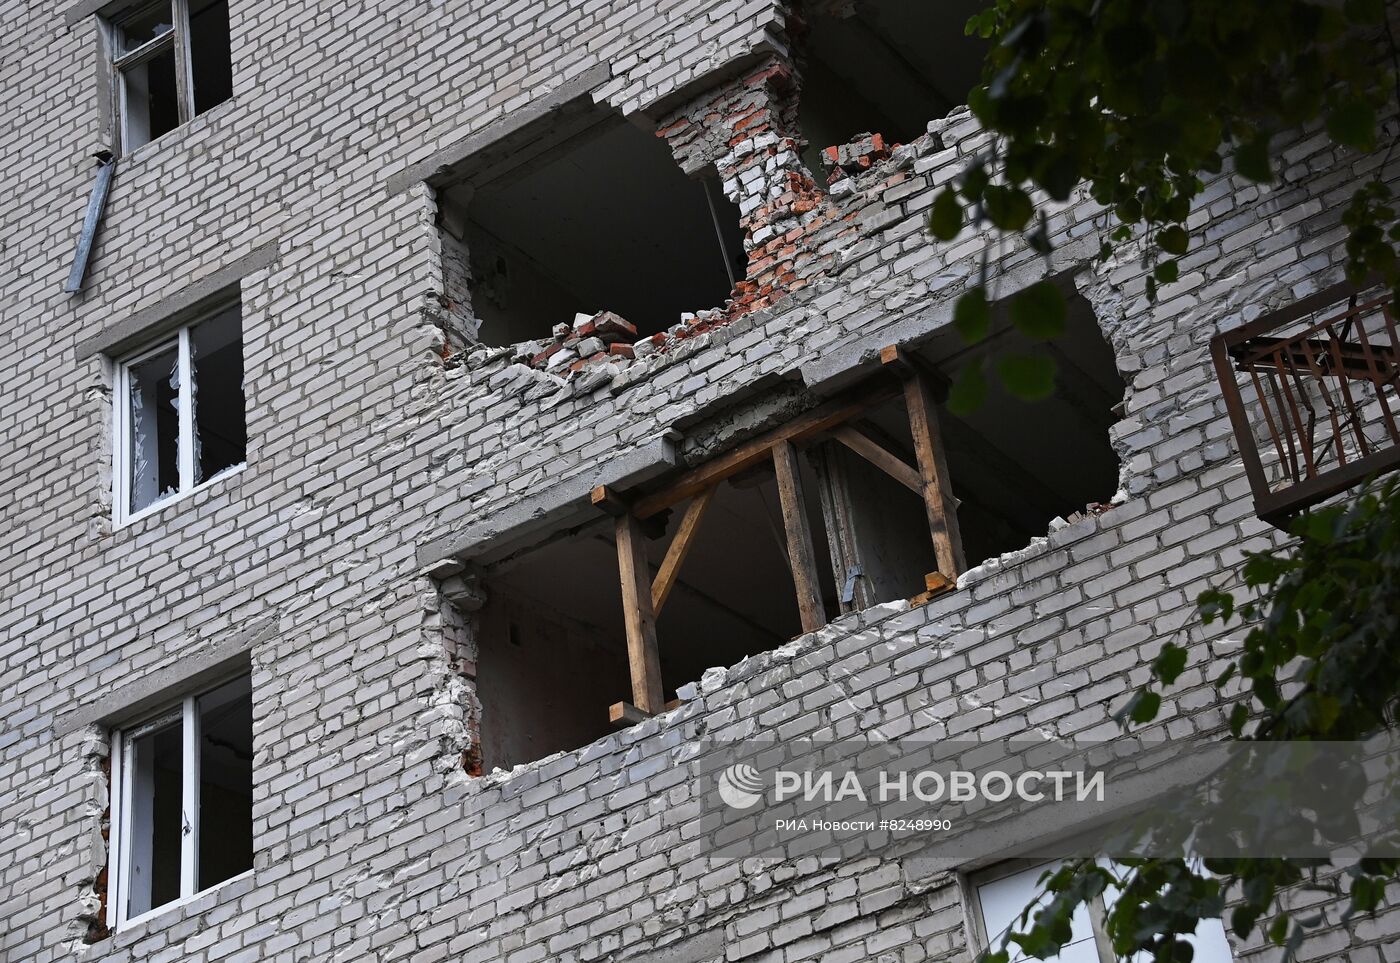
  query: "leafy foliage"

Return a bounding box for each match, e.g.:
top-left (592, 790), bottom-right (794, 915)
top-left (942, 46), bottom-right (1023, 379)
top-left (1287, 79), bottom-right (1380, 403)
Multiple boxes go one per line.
top-left (984, 478), bottom-right (1400, 963)
top-left (934, 0), bottom-right (1398, 401)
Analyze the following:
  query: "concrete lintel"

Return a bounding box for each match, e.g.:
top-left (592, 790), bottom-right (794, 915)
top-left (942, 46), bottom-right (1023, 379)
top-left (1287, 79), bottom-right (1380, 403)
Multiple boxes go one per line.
top-left (63, 0), bottom-right (122, 27)
top-left (799, 250), bottom-right (1096, 396)
top-left (415, 434), bottom-right (678, 569)
top-left (385, 64), bottom-right (612, 195)
top-left (74, 240), bottom-right (279, 361)
top-left (52, 614), bottom-right (275, 737)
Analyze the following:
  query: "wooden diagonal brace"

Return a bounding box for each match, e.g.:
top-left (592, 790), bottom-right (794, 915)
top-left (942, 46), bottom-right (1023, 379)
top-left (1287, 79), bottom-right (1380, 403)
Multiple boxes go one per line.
top-left (651, 485), bottom-right (715, 616)
top-left (829, 424), bottom-right (922, 495)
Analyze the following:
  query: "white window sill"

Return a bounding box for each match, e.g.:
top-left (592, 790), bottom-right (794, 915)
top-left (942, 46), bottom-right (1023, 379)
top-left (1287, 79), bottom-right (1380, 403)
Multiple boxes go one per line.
top-left (97, 867), bottom-right (255, 951)
top-left (115, 462), bottom-right (246, 529)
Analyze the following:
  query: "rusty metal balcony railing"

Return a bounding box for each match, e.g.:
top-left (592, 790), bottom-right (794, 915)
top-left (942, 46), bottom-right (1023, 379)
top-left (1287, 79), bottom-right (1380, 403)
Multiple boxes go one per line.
top-left (1211, 280), bottom-right (1400, 526)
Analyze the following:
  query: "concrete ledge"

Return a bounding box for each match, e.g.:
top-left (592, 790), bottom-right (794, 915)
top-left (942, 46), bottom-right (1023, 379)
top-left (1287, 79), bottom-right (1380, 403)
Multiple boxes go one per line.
top-left (74, 240), bottom-right (279, 361)
top-left (416, 434), bottom-right (678, 569)
top-left (63, 0), bottom-right (120, 27)
top-left (385, 64), bottom-right (612, 195)
top-left (52, 615), bottom-right (274, 737)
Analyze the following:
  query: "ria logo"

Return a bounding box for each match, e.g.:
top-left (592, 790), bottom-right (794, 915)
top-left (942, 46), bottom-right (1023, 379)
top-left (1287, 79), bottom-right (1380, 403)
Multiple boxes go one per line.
top-left (717, 763), bottom-right (765, 809)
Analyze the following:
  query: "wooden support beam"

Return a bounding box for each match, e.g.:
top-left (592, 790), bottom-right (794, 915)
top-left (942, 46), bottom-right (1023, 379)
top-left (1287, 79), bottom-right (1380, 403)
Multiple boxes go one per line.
top-left (613, 512), bottom-right (665, 714)
top-left (651, 486), bottom-right (715, 615)
top-left (830, 424), bottom-right (923, 495)
top-left (883, 346), bottom-right (967, 579)
top-left (910, 571), bottom-right (957, 608)
top-left (631, 380), bottom-right (900, 519)
top-left (609, 701), bottom-right (651, 729)
top-left (772, 440), bottom-right (826, 634)
top-left (591, 484), bottom-right (630, 517)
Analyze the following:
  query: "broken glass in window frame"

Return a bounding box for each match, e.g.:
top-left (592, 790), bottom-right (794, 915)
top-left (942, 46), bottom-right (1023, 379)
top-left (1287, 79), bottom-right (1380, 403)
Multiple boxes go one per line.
top-left (113, 298), bottom-right (245, 525)
top-left (106, 0), bottom-right (231, 153)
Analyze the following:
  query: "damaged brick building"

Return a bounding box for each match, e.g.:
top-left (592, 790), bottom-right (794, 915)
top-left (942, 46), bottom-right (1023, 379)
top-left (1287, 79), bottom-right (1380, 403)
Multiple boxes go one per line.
top-left (3, 0), bottom-right (1400, 961)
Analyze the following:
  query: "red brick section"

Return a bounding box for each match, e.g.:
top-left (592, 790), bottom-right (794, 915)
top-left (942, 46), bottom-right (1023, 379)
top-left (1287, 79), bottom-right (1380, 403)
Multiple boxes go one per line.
top-left (520, 55), bottom-right (909, 374)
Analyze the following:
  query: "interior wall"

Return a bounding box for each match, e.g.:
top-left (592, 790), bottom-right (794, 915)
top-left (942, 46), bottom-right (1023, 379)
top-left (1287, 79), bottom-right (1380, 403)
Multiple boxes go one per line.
top-left (463, 222), bottom-right (590, 346)
top-left (475, 586), bottom-right (630, 771)
top-left (812, 441), bottom-right (936, 611)
top-left (797, 0), bottom-right (989, 172)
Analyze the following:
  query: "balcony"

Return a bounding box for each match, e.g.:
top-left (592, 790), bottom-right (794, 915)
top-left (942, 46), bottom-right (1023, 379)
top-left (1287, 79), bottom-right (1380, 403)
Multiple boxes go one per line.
top-left (1212, 280), bottom-right (1400, 526)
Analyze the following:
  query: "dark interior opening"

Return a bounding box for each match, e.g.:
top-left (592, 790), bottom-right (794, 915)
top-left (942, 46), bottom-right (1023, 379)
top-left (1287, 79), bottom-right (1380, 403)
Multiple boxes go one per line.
top-left (437, 113), bottom-right (745, 347)
top-left (190, 303), bottom-right (247, 484)
top-left (472, 290), bottom-right (1123, 768)
top-left (912, 288), bottom-right (1125, 566)
top-left (197, 675), bottom-right (254, 891)
top-left (476, 467), bottom-right (838, 771)
top-left (797, 0), bottom-right (989, 176)
top-left (189, 0), bottom-right (233, 114)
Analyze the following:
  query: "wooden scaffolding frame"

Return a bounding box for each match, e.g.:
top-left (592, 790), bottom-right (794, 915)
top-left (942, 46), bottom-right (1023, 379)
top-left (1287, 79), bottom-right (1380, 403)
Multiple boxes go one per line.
top-left (592, 346), bottom-right (964, 725)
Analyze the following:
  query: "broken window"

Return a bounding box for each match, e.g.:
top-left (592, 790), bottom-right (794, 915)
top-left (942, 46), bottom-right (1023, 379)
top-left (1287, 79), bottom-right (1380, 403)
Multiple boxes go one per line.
top-left (970, 860), bottom-right (1234, 963)
top-left (109, 673), bottom-right (253, 929)
top-left (796, 0), bottom-right (989, 178)
top-left (435, 109), bottom-right (745, 347)
top-left (106, 0), bottom-right (233, 153)
top-left (114, 299), bottom-right (246, 522)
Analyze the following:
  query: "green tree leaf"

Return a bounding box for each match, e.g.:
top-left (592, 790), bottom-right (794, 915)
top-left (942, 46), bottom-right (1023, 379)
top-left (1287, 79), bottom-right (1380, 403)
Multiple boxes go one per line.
top-left (996, 352), bottom-right (1057, 400)
top-left (954, 287), bottom-right (991, 343)
top-left (1009, 281), bottom-right (1066, 340)
top-left (1327, 100), bottom-right (1377, 151)
top-left (929, 187), bottom-right (964, 241)
top-left (948, 359), bottom-right (989, 416)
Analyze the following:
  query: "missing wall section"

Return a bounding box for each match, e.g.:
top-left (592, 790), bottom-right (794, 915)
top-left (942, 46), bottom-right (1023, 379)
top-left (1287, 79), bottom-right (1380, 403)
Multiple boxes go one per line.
top-left (795, 0), bottom-right (988, 180)
top-left (466, 291), bottom-right (1123, 767)
top-left (475, 467), bottom-right (838, 771)
top-left (435, 106), bottom-right (744, 355)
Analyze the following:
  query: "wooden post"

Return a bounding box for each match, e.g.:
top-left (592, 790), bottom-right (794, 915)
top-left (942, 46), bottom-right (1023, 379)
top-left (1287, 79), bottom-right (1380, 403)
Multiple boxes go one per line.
top-left (614, 511), bottom-right (665, 715)
top-left (771, 440), bottom-right (826, 633)
top-left (882, 346), bottom-right (966, 579)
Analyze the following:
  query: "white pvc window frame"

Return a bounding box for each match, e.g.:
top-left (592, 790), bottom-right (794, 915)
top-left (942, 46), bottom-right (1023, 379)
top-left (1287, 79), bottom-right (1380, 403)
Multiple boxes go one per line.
top-left (111, 300), bottom-right (244, 526)
top-left (965, 859), bottom-right (1235, 963)
top-left (107, 674), bottom-right (251, 931)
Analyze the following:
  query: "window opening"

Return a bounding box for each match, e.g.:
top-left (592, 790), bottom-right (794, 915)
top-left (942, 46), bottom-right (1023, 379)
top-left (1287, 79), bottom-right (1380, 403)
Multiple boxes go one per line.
top-left (972, 860), bottom-right (1233, 963)
top-left (114, 299), bottom-right (246, 522)
top-left (107, 0), bottom-right (232, 153)
top-left (109, 673), bottom-right (253, 930)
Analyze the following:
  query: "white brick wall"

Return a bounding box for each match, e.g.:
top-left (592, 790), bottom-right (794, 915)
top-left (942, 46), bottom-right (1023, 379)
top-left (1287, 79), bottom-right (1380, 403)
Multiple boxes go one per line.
top-left (2, 0), bottom-right (1399, 961)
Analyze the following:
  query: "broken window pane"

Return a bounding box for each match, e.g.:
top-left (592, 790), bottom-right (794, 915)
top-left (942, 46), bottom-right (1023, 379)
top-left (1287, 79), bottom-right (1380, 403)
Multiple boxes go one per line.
top-left (116, 1), bottom-right (174, 54)
top-left (188, 0), bottom-right (232, 114)
top-left (196, 675), bottom-right (253, 891)
top-left (189, 305), bottom-right (245, 484)
top-left (127, 344), bottom-right (180, 515)
top-left (125, 715), bottom-right (182, 919)
top-left (121, 45), bottom-right (180, 149)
